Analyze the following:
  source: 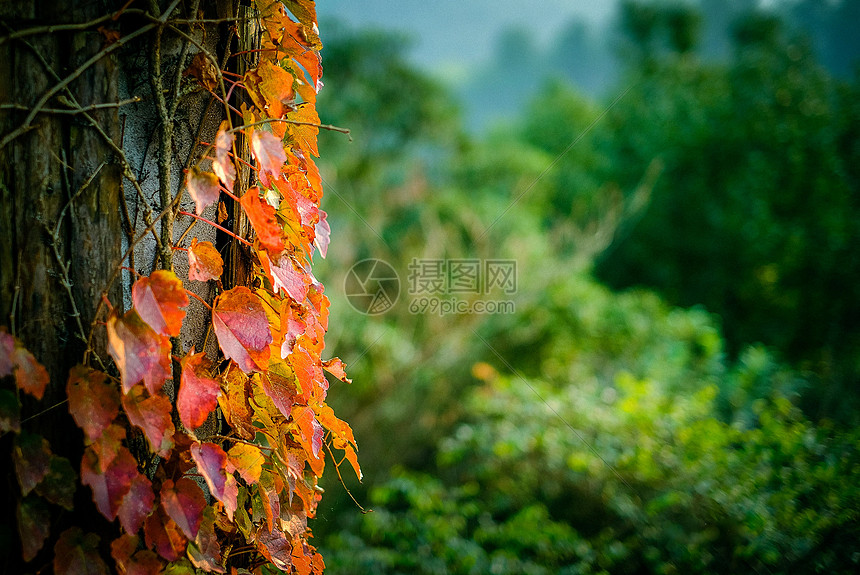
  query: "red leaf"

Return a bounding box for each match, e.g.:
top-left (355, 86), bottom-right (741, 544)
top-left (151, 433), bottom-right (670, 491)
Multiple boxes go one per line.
top-left (161, 478), bottom-right (206, 540)
top-left (187, 506), bottom-right (225, 573)
top-left (106, 309), bottom-right (172, 395)
top-left (132, 270), bottom-right (189, 337)
top-left (190, 442), bottom-right (238, 520)
top-left (227, 443), bottom-right (264, 484)
top-left (125, 550), bottom-right (162, 575)
top-left (187, 238), bottom-right (223, 282)
top-left (144, 505), bottom-right (187, 562)
top-left (255, 524), bottom-right (292, 571)
top-left (81, 445), bottom-right (138, 520)
top-left (178, 352), bottom-right (221, 430)
top-left (213, 287), bottom-right (272, 373)
top-left (18, 497), bottom-right (51, 562)
top-left (110, 534), bottom-right (138, 574)
top-left (321, 357), bottom-right (351, 384)
top-left (313, 209), bottom-right (330, 258)
top-left (259, 371), bottom-right (298, 419)
top-left (118, 474), bottom-right (155, 535)
top-left (258, 471), bottom-right (281, 533)
top-left (54, 527), bottom-right (109, 575)
top-left (213, 123), bottom-right (235, 191)
top-left (1, 329), bottom-right (50, 400)
top-left (186, 167), bottom-right (220, 215)
top-left (13, 431), bottom-right (52, 495)
top-left (252, 130), bottom-right (287, 188)
top-left (89, 424), bottom-right (126, 472)
top-left (260, 250), bottom-right (308, 303)
top-left (122, 385), bottom-right (175, 457)
top-left (240, 187), bottom-right (285, 255)
top-left (67, 366), bottom-right (120, 442)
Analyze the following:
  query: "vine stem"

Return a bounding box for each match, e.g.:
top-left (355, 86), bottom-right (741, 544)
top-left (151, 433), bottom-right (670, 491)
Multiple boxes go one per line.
top-left (232, 118), bottom-right (352, 140)
top-left (179, 211), bottom-right (253, 247)
top-left (325, 438), bottom-right (371, 514)
top-left (185, 290), bottom-right (213, 311)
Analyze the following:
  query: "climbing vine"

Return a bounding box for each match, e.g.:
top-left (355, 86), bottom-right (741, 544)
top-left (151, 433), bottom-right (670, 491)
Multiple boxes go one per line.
top-left (1, 1), bottom-right (357, 573)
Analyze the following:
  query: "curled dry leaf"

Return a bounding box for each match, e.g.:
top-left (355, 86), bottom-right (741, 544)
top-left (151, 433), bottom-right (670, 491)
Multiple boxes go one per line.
top-left (106, 309), bottom-right (171, 395)
top-left (186, 167), bottom-right (221, 215)
top-left (212, 287), bottom-right (272, 374)
top-left (183, 51), bottom-right (218, 91)
top-left (187, 238), bottom-right (223, 282)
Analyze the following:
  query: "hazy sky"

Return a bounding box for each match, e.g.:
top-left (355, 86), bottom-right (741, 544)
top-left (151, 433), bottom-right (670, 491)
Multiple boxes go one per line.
top-left (316, 0), bottom-right (619, 72)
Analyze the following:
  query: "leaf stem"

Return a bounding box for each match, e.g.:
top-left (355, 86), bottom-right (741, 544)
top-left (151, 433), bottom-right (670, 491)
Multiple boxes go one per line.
top-left (179, 211), bottom-right (253, 247)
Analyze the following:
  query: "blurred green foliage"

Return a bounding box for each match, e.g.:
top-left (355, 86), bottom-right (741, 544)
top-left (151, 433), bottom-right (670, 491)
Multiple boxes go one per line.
top-left (311, 2), bottom-right (860, 572)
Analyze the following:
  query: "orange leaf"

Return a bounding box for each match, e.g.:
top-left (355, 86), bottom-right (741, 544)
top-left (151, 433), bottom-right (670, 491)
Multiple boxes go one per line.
top-left (240, 187), bottom-right (285, 255)
top-left (132, 270), bottom-right (189, 337)
top-left (144, 505), bottom-right (187, 562)
top-left (186, 167), bottom-right (220, 215)
top-left (213, 122), bottom-right (235, 191)
top-left (286, 103), bottom-right (319, 157)
top-left (321, 357), bottom-right (351, 384)
top-left (252, 130), bottom-right (288, 188)
top-left (187, 237), bottom-right (223, 282)
top-left (178, 352), bottom-right (221, 430)
top-left (245, 60), bottom-right (295, 120)
top-left (212, 287), bottom-right (273, 373)
top-left (106, 309), bottom-right (171, 395)
top-left (218, 366), bottom-right (255, 439)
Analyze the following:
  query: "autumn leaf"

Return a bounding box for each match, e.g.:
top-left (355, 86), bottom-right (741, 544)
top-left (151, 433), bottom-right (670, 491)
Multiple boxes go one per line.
top-left (81, 445), bottom-right (138, 520)
top-left (257, 471), bottom-right (281, 533)
top-left (187, 506), bottom-right (225, 573)
top-left (186, 167), bottom-right (221, 215)
top-left (292, 406), bottom-right (323, 460)
top-left (178, 352), bottom-right (220, 430)
top-left (240, 187), bottom-right (285, 255)
top-left (252, 130), bottom-right (288, 188)
top-left (313, 209), bottom-right (330, 259)
top-left (132, 270), bottom-right (189, 337)
top-left (184, 51), bottom-right (218, 90)
top-left (122, 385), bottom-right (175, 457)
top-left (213, 123), bottom-right (235, 191)
top-left (213, 287), bottom-right (272, 373)
top-left (124, 550), bottom-right (162, 575)
top-left (106, 309), bottom-right (172, 395)
top-left (286, 104), bottom-right (320, 158)
top-left (54, 527), bottom-right (109, 575)
top-left (89, 424), bottom-right (126, 473)
top-left (259, 370), bottom-right (298, 420)
top-left (321, 357), bottom-right (351, 384)
top-left (117, 474), bottom-right (155, 535)
top-left (190, 442), bottom-right (238, 519)
top-left (1, 329), bottom-right (49, 400)
top-left (245, 60), bottom-right (295, 120)
top-left (260, 250), bottom-right (308, 304)
top-left (18, 497), bottom-right (51, 562)
top-left (110, 534), bottom-right (138, 574)
top-left (255, 524), bottom-right (292, 571)
top-left (13, 431), bottom-right (52, 495)
top-left (187, 238), bottom-right (223, 282)
top-left (144, 505), bottom-right (187, 562)
top-left (218, 366), bottom-right (255, 439)
top-left (228, 443), bottom-right (264, 484)
top-left (161, 478), bottom-right (207, 540)
top-left (279, 301), bottom-right (307, 358)
top-left (67, 366), bottom-right (120, 442)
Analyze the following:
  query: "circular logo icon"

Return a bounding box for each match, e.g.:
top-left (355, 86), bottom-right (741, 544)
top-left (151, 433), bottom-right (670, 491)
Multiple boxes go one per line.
top-left (344, 259), bottom-right (400, 315)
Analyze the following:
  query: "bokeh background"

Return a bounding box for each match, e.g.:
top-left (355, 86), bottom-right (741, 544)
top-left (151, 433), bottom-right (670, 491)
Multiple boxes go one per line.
top-left (309, 1), bottom-right (860, 573)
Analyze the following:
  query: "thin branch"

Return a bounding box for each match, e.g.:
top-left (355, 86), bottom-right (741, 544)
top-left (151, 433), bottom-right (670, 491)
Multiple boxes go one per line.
top-left (0, 96), bottom-right (141, 114)
top-left (232, 118), bottom-right (352, 140)
top-left (179, 211), bottom-right (253, 247)
top-left (324, 438), bottom-right (372, 514)
top-left (0, 21), bottom-right (156, 150)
